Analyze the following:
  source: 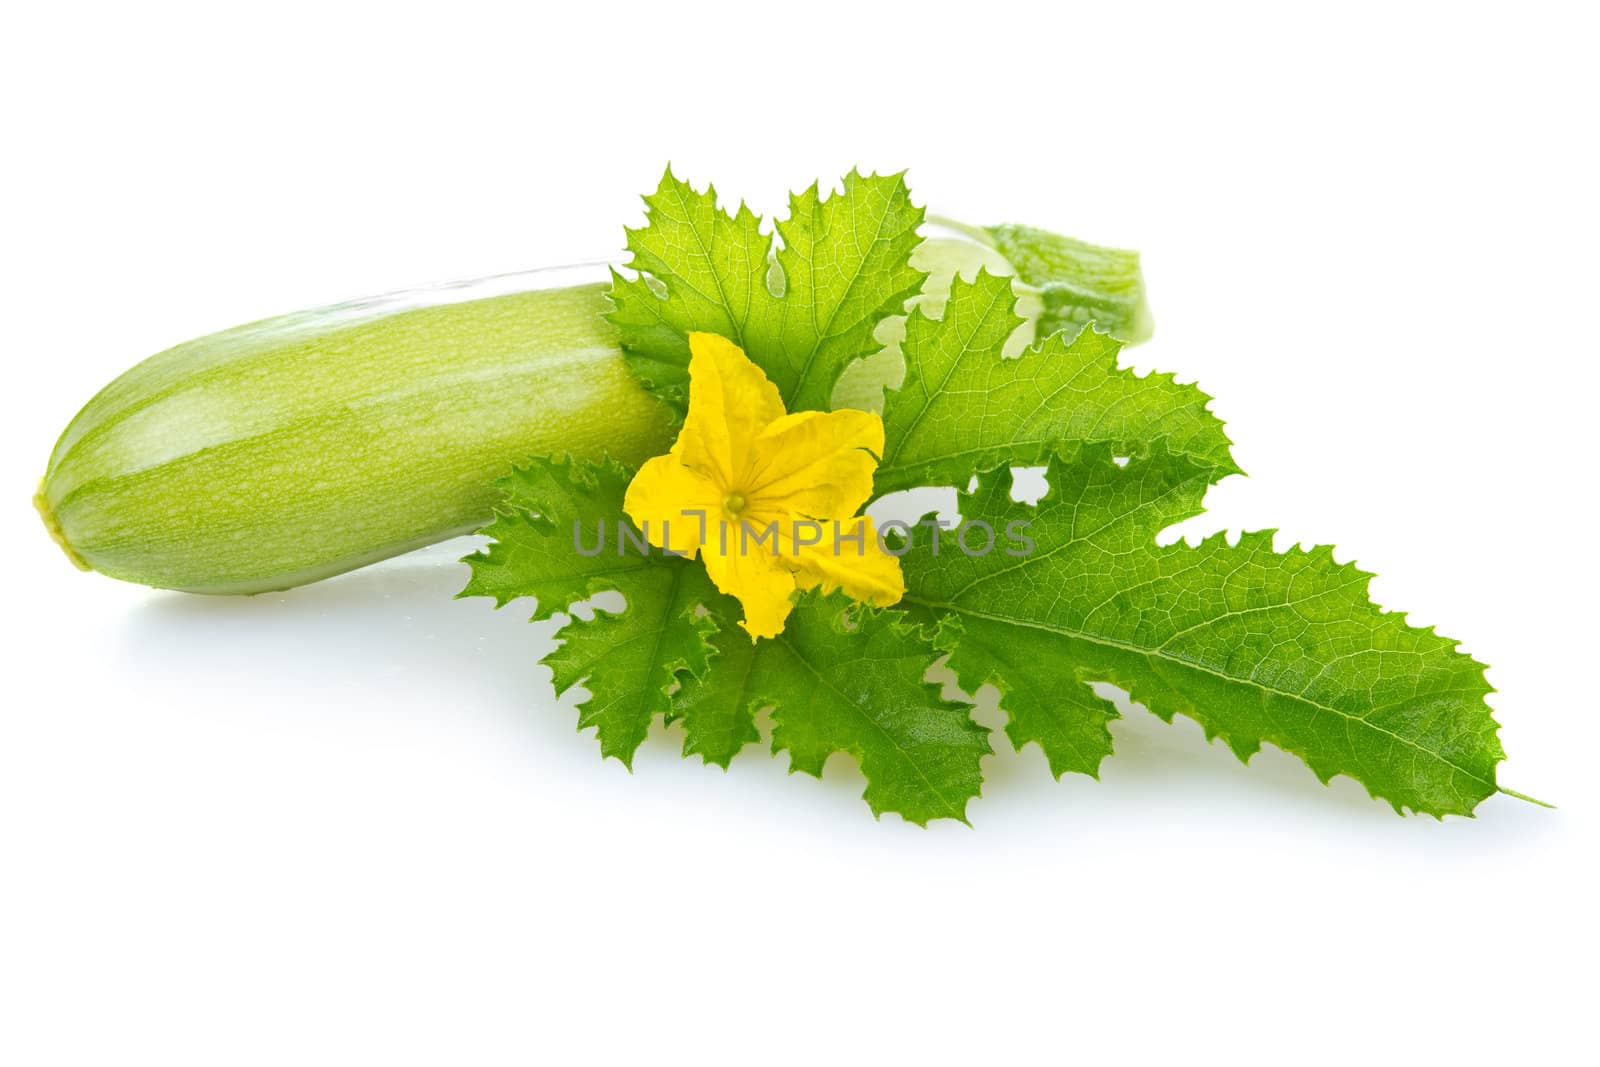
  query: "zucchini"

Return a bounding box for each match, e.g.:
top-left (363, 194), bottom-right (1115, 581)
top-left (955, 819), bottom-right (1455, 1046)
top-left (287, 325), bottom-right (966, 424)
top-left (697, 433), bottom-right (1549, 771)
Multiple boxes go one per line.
top-left (36, 268), bottom-right (674, 594)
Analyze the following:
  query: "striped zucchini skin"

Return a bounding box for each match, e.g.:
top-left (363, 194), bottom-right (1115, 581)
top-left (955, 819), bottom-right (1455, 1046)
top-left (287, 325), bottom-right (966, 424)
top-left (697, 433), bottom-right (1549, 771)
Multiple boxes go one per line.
top-left (37, 275), bottom-right (673, 594)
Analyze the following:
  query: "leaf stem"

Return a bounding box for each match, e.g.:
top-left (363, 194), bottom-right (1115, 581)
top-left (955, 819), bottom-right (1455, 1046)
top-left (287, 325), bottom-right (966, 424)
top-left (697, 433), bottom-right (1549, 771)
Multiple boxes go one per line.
top-left (1498, 786), bottom-right (1556, 809)
top-left (925, 214), bottom-right (998, 249)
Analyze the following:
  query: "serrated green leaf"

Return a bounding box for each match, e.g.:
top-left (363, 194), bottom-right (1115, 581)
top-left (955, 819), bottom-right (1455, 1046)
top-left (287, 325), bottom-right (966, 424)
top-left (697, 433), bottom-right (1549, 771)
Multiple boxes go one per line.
top-left (905, 444), bottom-right (1503, 817)
top-left (930, 616), bottom-right (1119, 780)
top-left (545, 563), bottom-right (719, 768)
top-left (608, 167), bottom-right (926, 413)
top-left (459, 455), bottom-right (719, 766)
top-left (462, 170), bottom-right (1528, 822)
top-left (676, 593), bottom-right (991, 824)
top-left (876, 270), bottom-right (1235, 492)
top-left (672, 622), bottom-right (763, 769)
top-left (466, 459), bottom-right (986, 812)
top-left (459, 455), bottom-right (654, 614)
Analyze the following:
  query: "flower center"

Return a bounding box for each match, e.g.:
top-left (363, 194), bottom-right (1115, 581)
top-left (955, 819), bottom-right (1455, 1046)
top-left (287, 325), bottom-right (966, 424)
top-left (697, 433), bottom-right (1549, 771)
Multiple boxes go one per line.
top-left (722, 491), bottom-right (748, 517)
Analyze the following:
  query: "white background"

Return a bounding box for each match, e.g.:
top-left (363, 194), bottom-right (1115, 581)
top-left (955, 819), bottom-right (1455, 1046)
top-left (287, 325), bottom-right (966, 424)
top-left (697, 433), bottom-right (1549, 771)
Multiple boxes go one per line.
top-left (3, 2), bottom-right (1595, 1064)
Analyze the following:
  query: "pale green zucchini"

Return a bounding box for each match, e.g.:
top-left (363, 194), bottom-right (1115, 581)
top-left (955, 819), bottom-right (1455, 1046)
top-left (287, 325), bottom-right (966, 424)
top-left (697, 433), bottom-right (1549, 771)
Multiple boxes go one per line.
top-left (37, 270), bottom-right (674, 594)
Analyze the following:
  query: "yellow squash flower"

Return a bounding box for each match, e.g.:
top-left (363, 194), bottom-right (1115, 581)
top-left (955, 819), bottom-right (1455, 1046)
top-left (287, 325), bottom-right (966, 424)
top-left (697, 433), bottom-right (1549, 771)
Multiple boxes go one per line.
top-left (623, 332), bottom-right (904, 639)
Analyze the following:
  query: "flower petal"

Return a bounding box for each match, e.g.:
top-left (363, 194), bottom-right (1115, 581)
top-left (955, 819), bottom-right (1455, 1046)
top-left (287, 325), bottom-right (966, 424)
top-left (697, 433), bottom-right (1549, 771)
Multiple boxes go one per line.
top-left (622, 453), bottom-right (719, 558)
top-left (746, 408), bottom-right (885, 521)
top-left (787, 516), bottom-right (905, 607)
top-left (701, 521), bottom-right (798, 639)
top-left (676, 332), bottom-right (786, 487)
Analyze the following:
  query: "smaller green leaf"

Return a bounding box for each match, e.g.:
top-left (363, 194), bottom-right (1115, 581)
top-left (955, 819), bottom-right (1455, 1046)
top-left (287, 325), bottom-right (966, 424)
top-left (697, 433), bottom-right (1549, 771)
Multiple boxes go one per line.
top-left (545, 563), bottom-right (718, 768)
top-left (605, 172), bottom-right (771, 409)
top-left (460, 455), bottom-right (720, 767)
top-left (678, 593), bottom-right (991, 825)
top-left (673, 622), bottom-right (763, 769)
top-left (459, 454), bottom-right (652, 615)
top-left (876, 269), bottom-right (1235, 493)
top-left (932, 616), bottom-right (1119, 780)
top-left (608, 167), bottom-right (926, 414)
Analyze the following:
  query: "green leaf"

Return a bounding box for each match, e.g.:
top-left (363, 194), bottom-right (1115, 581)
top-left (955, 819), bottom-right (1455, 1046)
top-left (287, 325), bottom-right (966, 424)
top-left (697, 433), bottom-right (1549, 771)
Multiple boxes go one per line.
top-left (608, 167), bottom-right (926, 413)
top-left (459, 455), bottom-right (718, 767)
top-left (876, 269), bottom-right (1236, 493)
top-left (459, 454), bottom-right (652, 614)
top-left (677, 593), bottom-right (991, 825)
top-left (904, 444), bottom-right (1504, 817)
top-left (464, 456), bottom-right (986, 813)
top-left (832, 222), bottom-right (1161, 413)
top-left (462, 171), bottom-right (1528, 822)
top-left (930, 616), bottom-right (1120, 781)
top-left (671, 622), bottom-right (763, 769)
top-left (545, 563), bottom-right (719, 768)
